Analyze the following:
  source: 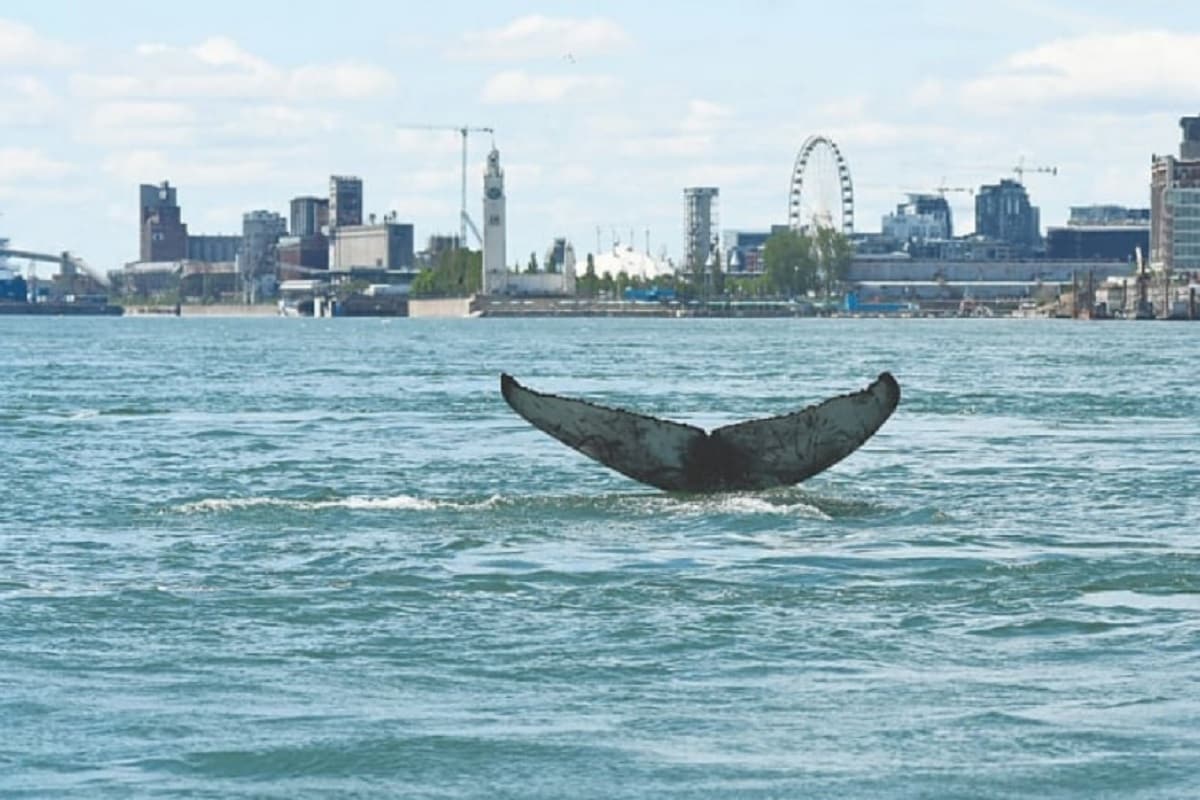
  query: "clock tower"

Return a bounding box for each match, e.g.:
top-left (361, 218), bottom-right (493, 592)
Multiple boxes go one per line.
top-left (482, 147), bottom-right (507, 295)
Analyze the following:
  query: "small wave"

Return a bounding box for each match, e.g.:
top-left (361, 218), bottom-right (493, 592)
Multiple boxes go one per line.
top-left (100, 406), bottom-right (168, 417)
top-left (1079, 590), bottom-right (1200, 612)
top-left (174, 494), bottom-right (506, 514)
top-left (970, 616), bottom-right (1131, 637)
top-left (172, 489), bottom-right (884, 522)
top-left (700, 494), bottom-right (833, 520)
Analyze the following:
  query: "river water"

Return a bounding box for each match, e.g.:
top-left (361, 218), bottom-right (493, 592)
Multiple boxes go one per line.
top-left (2, 316), bottom-right (1198, 798)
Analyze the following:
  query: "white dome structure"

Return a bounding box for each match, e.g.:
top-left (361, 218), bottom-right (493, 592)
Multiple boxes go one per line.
top-left (590, 245), bottom-right (675, 281)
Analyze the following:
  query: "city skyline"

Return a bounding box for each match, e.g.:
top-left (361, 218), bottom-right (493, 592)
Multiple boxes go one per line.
top-left (3, 1), bottom-right (1200, 276)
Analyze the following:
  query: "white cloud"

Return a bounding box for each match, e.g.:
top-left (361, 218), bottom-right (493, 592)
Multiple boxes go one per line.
top-left (82, 101), bottom-right (199, 146)
top-left (289, 63), bottom-right (396, 99)
top-left (824, 121), bottom-right (957, 149)
top-left (219, 105), bottom-right (337, 141)
top-left (459, 15), bottom-right (630, 60)
top-left (90, 101), bottom-right (196, 128)
top-left (0, 19), bottom-right (76, 66)
top-left (0, 147), bottom-right (74, 181)
top-left (99, 151), bottom-right (170, 183)
top-left (557, 164), bottom-right (596, 185)
top-left (0, 76), bottom-right (61, 124)
top-left (105, 202), bottom-right (131, 223)
top-left (503, 161), bottom-right (545, 187)
top-left (71, 67), bottom-right (276, 101)
top-left (404, 166), bottom-right (466, 193)
top-left (70, 36), bottom-right (396, 102)
top-left (908, 79), bottom-right (945, 109)
top-left (962, 30), bottom-right (1200, 110)
top-left (101, 150), bottom-right (283, 187)
top-left (814, 96), bottom-right (867, 121)
top-left (619, 134), bottom-right (712, 158)
top-left (190, 36), bottom-right (270, 72)
top-left (682, 163), bottom-right (770, 187)
top-left (382, 194), bottom-right (456, 222)
top-left (393, 129), bottom-right (469, 156)
top-left (681, 100), bottom-right (732, 133)
top-left (481, 70), bottom-right (615, 104)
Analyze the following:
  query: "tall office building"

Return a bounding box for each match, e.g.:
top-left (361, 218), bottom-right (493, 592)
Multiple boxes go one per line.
top-left (1181, 115), bottom-right (1200, 160)
top-left (239, 210), bottom-right (288, 292)
top-left (290, 196), bottom-right (329, 237)
top-left (975, 179), bottom-right (1040, 252)
top-left (684, 187), bottom-right (719, 271)
top-left (139, 181), bottom-right (188, 261)
top-left (883, 193), bottom-right (953, 242)
top-left (329, 176), bottom-right (363, 229)
top-left (1150, 115), bottom-right (1200, 271)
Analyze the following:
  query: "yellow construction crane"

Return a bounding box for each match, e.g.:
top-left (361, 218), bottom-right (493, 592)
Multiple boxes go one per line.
top-left (1012, 157), bottom-right (1057, 185)
top-left (397, 124), bottom-right (495, 246)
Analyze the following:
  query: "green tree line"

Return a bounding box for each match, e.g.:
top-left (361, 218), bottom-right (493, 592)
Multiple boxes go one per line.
top-left (756, 227), bottom-right (853, 298)
top-left (409, 249), bottom-right (481, 297)
top-left (408, 228), bottom-right (852, 300)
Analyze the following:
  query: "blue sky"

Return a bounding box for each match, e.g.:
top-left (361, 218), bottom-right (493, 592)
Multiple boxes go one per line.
top-left (2, 0), bottom-right (1199, 274)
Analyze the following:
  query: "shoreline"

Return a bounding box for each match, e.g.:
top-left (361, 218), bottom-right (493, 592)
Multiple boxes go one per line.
top-left (125, 303), bottom-right (281, 317)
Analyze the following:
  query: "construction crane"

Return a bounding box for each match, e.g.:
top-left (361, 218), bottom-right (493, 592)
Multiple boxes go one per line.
top-left (897, 180), bottom-right (974, 199)
top-left (397, 124), bottom-right (494, 247)
top-left (934, 184), bottom-right (974, 198)
top-left (1012, 157), bottom-right (1057, 184)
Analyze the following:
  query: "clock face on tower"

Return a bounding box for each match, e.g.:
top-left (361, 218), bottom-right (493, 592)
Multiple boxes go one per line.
top-left (486, 187), bottom-right (502, 200)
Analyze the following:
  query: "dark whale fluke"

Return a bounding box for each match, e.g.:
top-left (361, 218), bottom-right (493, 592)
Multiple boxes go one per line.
top-left (500, 372), bottom-right (900, 493)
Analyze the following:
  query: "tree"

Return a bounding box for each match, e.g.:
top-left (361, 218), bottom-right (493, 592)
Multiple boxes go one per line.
top-left (813, 227), bottom-right (854, 297)
top-left (409, 248), bottom-right (482, 297)
top-left (763, 229), bottom-right (816, 297)
top-left (690, 258), bottom-right (708, 299)
top-left (615, 270), bottom-right (631, 297)
top-left (710, 242), bottom-right (725, 297)
top-left (526, 251), bottom-right (539, 274)
top-left (576, 253), bottom-right (599, 298)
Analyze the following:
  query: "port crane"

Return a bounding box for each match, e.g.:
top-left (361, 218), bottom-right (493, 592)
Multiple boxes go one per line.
top-left (397, 124), bottom-right (494, 247)
top-left (1012, 157), bottom-right (1057, 184)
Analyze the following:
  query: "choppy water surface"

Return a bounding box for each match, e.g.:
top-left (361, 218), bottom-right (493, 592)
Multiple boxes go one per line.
top-left (2, 316), bottom-right (1198, 798)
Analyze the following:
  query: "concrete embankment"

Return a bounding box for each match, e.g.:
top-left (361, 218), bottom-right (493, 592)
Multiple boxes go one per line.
top-left (408, 297), bottom-right (480, 318)
top-left (126, 304), bottom-right (280, 317)
top-left (415, 295), bottom-right (811, 318)
top-left (480, 297), bottom-right (811, 318)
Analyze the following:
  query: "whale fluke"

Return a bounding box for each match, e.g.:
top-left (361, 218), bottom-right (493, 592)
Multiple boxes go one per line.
top-left (500, 372), bottom-right (900, 493)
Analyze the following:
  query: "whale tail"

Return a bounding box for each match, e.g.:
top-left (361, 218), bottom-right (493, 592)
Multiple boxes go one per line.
top-left (500, 372), bottom-right (900, 493)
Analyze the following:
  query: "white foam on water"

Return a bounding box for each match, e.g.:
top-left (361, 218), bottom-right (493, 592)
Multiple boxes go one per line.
top-left (631, 493), bottom-right (833, 520)
top-left (328, 495), bottom-right (444, 511)
top-left (175, 493), bottom-right (507, 514)
top-left (1079, 590), bottom-right (1200, 612)
top-left (708, 494), bottom-right (833, 520)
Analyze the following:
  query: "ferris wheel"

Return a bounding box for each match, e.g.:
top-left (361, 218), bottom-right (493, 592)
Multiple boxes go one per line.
top-left (787, 135), bottom-right (854, 234)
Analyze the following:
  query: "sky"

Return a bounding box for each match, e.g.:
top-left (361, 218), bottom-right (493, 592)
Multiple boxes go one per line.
top-left (2, 0), bottom-right (1200, 276)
